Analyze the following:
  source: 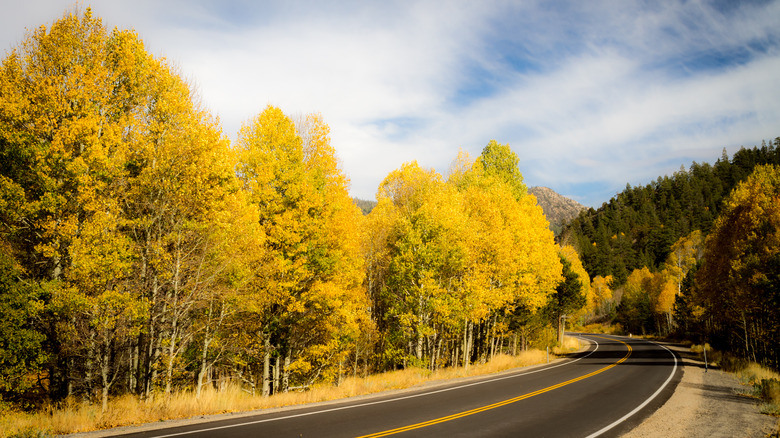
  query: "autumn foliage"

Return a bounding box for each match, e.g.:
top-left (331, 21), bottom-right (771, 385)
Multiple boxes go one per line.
top-left (0, 9), bottom-right (584, 417)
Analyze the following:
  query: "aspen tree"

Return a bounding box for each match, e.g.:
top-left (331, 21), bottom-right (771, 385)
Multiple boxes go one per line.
top-left (696, 165), bottom-right (780, 365)
top-left (0, 9), bottom-right (149, 402)
top-left (0, 8), bottom-right (246, 404)
top-left (236, 106), bottom-right (367, 393)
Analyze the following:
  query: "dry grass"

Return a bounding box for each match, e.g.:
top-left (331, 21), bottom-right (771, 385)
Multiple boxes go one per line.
top-left (689, 344), bottom-right (780, 418)
top-left (736, 362), bottom-right (780, 386)
top-left (582, 323), bottom-right (624, 335)
top-left (1, 349), bottom-right (558, 437)
top-left (554, 335), bottom-right (584, 354)
top-left (734, 363), bottom-right (780, 416)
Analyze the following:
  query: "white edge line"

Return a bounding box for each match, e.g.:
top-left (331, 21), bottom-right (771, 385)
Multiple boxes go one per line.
top-left (148, 336), bottom-right (600, 438)
top-left (584, 338), bottom-right (679, 438)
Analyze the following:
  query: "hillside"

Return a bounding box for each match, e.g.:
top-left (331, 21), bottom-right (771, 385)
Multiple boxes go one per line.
top-left (528, 186), bottom-right (586, 236)
top-left (561, 139), bottom-right (780, 284)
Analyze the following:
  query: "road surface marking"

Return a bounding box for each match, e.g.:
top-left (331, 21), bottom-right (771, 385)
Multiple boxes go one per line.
top-left (584, 338), bottom-right (678, 438)
top-left (357, 336), bottom-right (632, 438)
top-left (143, 336), bottom-right (601, 438)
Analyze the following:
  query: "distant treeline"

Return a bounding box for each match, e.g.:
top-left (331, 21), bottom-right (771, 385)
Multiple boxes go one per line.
top-left (562, 140), bottom-right (780, 284)
top-left (561, 140), bottom-right (780, 369)
top-left (353, 198), bottom-right (377, 215)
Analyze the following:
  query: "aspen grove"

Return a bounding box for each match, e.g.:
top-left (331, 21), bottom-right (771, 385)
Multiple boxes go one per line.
top-left (0, 9), bottom-right (582, 410)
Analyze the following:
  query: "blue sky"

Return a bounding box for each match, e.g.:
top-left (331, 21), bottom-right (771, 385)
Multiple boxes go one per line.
top-left (2, 1), bottom-right (779, 207)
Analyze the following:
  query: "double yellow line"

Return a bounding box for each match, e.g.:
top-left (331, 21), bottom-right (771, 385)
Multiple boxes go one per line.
top-left (357, 336), bottom-right (632, 438)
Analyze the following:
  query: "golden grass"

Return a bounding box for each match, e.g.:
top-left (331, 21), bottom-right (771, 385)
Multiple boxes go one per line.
top-left (737, 362), bottom-right (780, 385)
top-left (554, 335), bottom-right (584, 354)
top-left (581, 323), bottom-right (624, 335)
top-left (734, 362), bottom-right (780, 416)
top-left (689, 344), bottom-right (780, 419)
top-left (1, 349), bottom-right (557, 437)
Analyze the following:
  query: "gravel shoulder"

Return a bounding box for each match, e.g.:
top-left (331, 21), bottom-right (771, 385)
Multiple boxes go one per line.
top-left (623, 342), bottom-right (777, 438)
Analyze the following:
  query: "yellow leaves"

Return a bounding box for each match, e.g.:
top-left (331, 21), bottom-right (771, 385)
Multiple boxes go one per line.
top-left (87, 290), bottom-right (148, 334)
top-left (590, 275), bottom-right (613, 314)
top-left (367, 143), bottom-right (563, 367)
top-left (235, 105), bottom-right (368, 381)
top-left (559, 245), bottom-right (591, 318)
top-left (655, 276), bottom-right (677, 314)
top-left (696, 164), bottom-right (780, 316)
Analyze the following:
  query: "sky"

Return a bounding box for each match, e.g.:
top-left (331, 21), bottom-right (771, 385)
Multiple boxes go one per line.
top-left (1, 1), bottom-right (779, 207)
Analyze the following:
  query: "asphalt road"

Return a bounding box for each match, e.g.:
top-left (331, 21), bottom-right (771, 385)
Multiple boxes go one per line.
top-left (115, 334), bottom-right (680, 438)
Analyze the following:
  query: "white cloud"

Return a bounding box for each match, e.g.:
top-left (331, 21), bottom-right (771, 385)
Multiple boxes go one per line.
top-left (1, 0), bottom-right (779, 206)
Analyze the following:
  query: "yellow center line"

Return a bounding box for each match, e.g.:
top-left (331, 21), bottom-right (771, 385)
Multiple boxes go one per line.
top-left (356, 336), bottom-right (632, 438)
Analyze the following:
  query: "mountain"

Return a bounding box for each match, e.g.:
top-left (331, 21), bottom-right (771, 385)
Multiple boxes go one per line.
top-left (528, 186), bottom-right (586, 236)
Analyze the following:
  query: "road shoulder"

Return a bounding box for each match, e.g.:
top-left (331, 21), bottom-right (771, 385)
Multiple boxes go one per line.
top-left (622, 342), bottom-right (777, 438)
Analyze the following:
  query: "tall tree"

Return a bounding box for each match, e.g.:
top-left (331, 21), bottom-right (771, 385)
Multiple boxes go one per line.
top-left (0, 8), bottom-right (249, 407)
top-left (0, 8), bottom-right (148, 402)
top-left (474, 140), bottom-right (527, 201)
top-left (546, 256), bottom-right (585, 343)
top-left (558, 245), bottom-right (591, 324)
top-left (236, 106), bottom-right (367, 394)
top-left (695, 164), bottom-right (780, 367)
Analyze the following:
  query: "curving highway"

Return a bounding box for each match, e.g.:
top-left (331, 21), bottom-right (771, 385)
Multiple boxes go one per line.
top-left (115, 334), bottom-right (680, 438)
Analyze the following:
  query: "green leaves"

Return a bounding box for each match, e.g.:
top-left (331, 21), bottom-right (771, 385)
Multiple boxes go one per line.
top-left (0, 251), bottom-right (47, 400)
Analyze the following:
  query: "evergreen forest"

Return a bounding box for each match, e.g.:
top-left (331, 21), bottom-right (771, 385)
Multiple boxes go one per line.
top-left (561, 140), bottom-right (780, 368)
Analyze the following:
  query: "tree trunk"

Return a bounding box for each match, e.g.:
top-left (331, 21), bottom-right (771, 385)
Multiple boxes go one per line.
top-left (283, 353), bottom-right (291, 393)
top-left (434, 336), bottom-right (442, 370)
top-left (165, 326), bottom-right (177, 396)
top-left (262, 336), bottom-right (271, 397)
top-left (464, 321), bottom-right (474, 369)
top-left (100, 347), bottom-right (113, 413)
top-left (129, 343), bottom-right (138, 395)
top-left (278, 355), bottom-right (282, 394)
top-left (462, 323), bottom-right (468, 367)
top-left (742, 312), bottom-right (751, 361)
top-left (196, 341), bottom-right (209, 398)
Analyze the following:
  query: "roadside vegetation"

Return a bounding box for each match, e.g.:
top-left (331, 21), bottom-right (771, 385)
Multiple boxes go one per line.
top-left (0, 8), bottom-right (588, 436)
top-left (0, 339), bottom-right (581, 437)
top-left (2, 6), bottom-right (778, 437)
top-left (689, 344), bottom-right (780, 417)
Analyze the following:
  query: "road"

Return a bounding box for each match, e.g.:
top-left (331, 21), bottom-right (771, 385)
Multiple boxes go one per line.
top-left (115, 334), bottom-right (680, 438)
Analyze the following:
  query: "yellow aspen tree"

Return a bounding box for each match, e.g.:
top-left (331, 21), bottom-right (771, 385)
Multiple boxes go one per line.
top-left (376, 162), bottom-right (469, 368)
top-left (362, 197), bottom-right (396, 362)
top-left (290, 112), bottom-right (369, 387)
top-left (510, 190), bottom-right (563, 309)
top-left (236, 105), bottom-right (309, 395)
top-left (665, 230), bottom-right (704, 295)
top-left (0, 9), bottom-right (153, 403)
top-left (590, 275), bottom-right (614, 317)
top-left (122, 55), bottom-right (243, 397)
top-left (236, 106), bottom-right (368, 393)
top-left (558, 245), bottom-right (591, 324)
top-left (696, 164), bottom-right (780, 364)
top-left (474, 140), bottom-right (527, 200)
top-left (654, 270), bottom-right (678, 335)
top-left (620, 267), bottom-right (656, 335)
top-left (457, 177), bottom-right (525, 365)
top-left (449, 146), bottom-right (561, 363)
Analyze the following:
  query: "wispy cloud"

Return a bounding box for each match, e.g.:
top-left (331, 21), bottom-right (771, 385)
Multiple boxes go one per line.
top-left (2, 0), bottom-right (779, 206)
